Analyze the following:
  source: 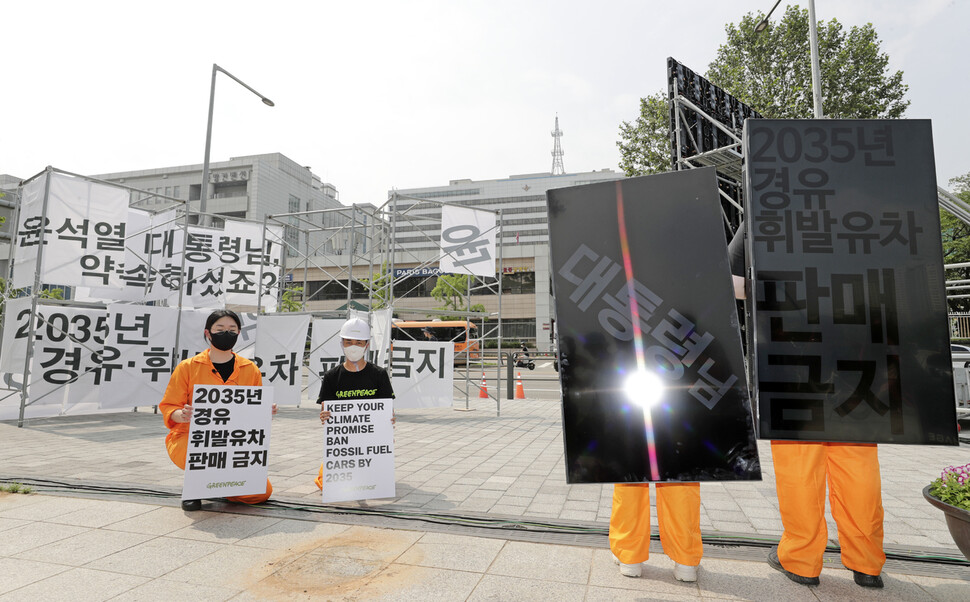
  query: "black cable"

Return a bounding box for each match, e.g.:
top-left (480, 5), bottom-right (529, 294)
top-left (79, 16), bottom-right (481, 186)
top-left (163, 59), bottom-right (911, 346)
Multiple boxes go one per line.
top-left (3, 476), bottom-right (968, 567)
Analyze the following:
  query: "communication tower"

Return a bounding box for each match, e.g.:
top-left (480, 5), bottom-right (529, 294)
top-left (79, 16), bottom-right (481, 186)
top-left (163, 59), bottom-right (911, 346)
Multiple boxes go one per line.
top-left (551, 115), bottom-right (565, 175)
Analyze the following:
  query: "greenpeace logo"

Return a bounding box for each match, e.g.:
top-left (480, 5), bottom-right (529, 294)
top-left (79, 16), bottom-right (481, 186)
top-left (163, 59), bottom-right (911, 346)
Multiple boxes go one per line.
top-left (336, 389), bottom-right (377, 398)
top-left (206, 481), bottom-right (246, 489)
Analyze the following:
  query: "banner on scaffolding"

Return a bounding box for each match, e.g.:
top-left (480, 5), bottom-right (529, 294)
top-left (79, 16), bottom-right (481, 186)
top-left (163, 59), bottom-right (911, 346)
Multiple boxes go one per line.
top-left (182, 384), bottom-right (274, 501)
top-left (439, 205), bottom-right (496, 278)
top-left (743, 119), bottom-right (957, 444)
top-left (254, 314), bottom-right (310, 406)
top-left (547, 169), bottom-right (761, 484)
top-left (223, 220), bottom-right (284, 312)
top-left (391, 341), bottom-right (454, 408)
top-left (309, 319), bottom-right (346, 401)
top-left (99, 304), bottom-right (178, 409)
top-left (12, 171), bottom-right (128, 290)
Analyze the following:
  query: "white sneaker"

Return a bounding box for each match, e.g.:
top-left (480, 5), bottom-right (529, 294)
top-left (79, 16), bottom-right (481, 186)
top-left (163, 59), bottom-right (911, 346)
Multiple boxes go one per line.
top-left (612, 553), bottom-right (642, 578)
top-left (673, 562), bottom-right (698, 582)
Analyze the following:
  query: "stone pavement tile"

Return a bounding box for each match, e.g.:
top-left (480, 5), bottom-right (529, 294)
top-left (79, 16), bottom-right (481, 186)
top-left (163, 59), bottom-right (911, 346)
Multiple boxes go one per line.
top-left (585, 585), bottom-right (699, 601)
top-left (0, 566), bottom-right (149, 601)
top-left (0, 517), bottom-right (28, 533)
top-left (810, 569), bottom-right (935, 601)
top-left (703, 499), bottom-right (743, 511)
top-left (0, 493), bottom-right (47, 513)
top-left (162, 545), bottom-right (297, 589)
top-left (707, 510), bottom-right (748, 524)
top-left (695, 557), bottom-right (818, 601)
top-left (489, 505), bottom-right (527, 516)
top-left (710, 521), bottom-right (755, 533)
top-left (396, 532), bottom-right (505, 572)
top-left (84, 536), bottom-right (224, 578)
top-left (15, 528), bottom-right (154, 566)
top-left (904, 573), bottom-right (970, 602)
top-left (587, 548), bottom-right (700, 596)
top-left (560, 510), bottom-right (598, 522)
top-left (0, 495), bottom-right (101, 520)
top-left (468, 574), bottom-right (586, 601)
top-left (101, 506), bottom-right (220, 536)
top-left (46, 500), bottom-right (157, 528)
top-left (166, 512), bottom-right (281, 544)
top-left (487, 540), bottom-right (592, 584)
top-left (526, 504), bottom-right (563, 516)
top-left (112, 577), bottom-right (240, 602)
top-left (304, 526), bottom-right (423, 563)
top-left (235, 519), bottom-right (349, 551)
top-left (0, 522), bottom-right (90, 556)
top-left (0, 557), bottom-right (70, 595)
top-left (349, 564), bottom-right (484, 602)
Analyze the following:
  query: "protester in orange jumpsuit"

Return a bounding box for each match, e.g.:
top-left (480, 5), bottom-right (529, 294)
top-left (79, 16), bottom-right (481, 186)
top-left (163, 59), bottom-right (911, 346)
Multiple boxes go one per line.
top-left (160, 309), bottom-right (276, 511)
top-left (729, 223), bottom-right (885, 588)
top-left (610, 483), bottom-right (702, 581)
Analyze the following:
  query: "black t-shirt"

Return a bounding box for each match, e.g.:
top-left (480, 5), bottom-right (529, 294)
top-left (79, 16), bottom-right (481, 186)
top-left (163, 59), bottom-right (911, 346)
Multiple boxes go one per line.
top-left (728, 220), bottom-right (746, 277)
top-left (316, 362), bottom-right (394, 403)
top-left (212, 356), bottom-right (235, 383)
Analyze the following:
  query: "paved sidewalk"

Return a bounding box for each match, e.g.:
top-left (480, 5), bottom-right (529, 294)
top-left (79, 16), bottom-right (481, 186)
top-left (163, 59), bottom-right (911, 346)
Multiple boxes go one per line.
top-left (1, 395), bottom-right (969, 599)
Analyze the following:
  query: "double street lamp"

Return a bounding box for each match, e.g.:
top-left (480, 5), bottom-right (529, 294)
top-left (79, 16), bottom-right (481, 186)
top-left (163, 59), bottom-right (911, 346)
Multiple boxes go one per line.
top-left (199, 63), bottom-right (274, 225)
top-left (756, 0), bottom-right (824, 119)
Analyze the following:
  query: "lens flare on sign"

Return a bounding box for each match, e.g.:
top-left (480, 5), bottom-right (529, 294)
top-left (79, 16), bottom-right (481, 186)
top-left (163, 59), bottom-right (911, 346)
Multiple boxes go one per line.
top-left (624, 369), bottom-right (664, 410)
top-left (615, 182), bottom-right (660, 481)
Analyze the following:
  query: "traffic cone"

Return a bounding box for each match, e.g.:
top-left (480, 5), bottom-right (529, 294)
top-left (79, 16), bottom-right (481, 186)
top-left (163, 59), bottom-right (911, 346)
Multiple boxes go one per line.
top-left (515, 372), bottom-right (526, 399)
top-left (479, 371), bottom-right (489, 398)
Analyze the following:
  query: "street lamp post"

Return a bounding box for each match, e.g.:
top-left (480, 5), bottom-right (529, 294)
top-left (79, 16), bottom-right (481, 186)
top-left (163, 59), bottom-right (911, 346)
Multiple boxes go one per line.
top-left (756, 0), bottom-right (824, 118)
top-left (199, 63), bottom-right (274, 226)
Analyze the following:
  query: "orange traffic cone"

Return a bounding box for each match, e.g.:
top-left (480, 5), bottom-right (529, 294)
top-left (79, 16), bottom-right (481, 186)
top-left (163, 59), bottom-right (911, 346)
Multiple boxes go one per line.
top-left (479, 371), bottom-right (489, 398)
top-left (514, 372), bottom-right (526, 399)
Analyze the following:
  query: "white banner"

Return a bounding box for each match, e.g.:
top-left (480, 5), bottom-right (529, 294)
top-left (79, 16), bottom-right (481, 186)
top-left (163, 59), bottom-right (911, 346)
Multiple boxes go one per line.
top-left (308, 319), bottom-right (345, 401)
top-left (254, 314), bottom-right (310, 406)
top-left (11, 176), bottom-right (46, 289)
top-left (222, 220), bottom-right (284, 312)
top-left (371, 308), bottom-right (393, 370)
top-left (26, 305), bottom-right (108, 417)
top-left (182, 385), bottom-right (273, 500)
top-left (439, 205), bottom-right (496, 278)
top-left (390, 341), bottom-right (455, 408)
top-left (166, 226), bottom-right (225, 308)
top-left (37, 172), bottom-right (129, 288)
top-left (0, 297), bottom-right (32, 375)
top-left (175, 308), bottom-right (211, 364)
top-left (99, 305), bottom-right (178, 409)
top-left (321, 397), bottom-right (395, 503)
top-left (77, 208), bottom-right (178, 302)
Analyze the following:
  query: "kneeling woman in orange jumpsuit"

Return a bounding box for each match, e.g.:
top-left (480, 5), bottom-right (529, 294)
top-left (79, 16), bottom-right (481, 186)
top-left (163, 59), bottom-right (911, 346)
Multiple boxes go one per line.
top-left (160, 309), bottom-right (276, 511)
top-left (610, 483), bottom-right (702, 581)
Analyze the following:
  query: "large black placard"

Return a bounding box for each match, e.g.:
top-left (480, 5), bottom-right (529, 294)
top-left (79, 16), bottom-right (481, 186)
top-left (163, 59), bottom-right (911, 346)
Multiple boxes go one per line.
top-left (547, 168), bottom-right (761, 484)
top-left (743, 119), bottom-right (958, 445)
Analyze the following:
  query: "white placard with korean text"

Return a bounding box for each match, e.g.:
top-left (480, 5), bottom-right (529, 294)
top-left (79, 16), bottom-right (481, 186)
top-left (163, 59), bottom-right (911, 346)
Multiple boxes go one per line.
top-left (321, 397), bottom-right (395, 503)
top-left (11, 176), bottom-right (46, 289)
top-left (439, 205), bottom-right (496, 278)
top-left (254, 314), bottom-right (311, 406)
top-left (222, 220), bottom-right (284, 312)
top-left (390, 341), bottom-right (454, 408)
top-left (183, 385), bottom-right (274, 500)
top-left (166, 226), bottom-right (225, 309)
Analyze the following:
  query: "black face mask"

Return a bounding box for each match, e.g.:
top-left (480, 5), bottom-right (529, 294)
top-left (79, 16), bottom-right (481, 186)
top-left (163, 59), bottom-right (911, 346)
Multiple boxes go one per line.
top-left (208, 331), bottom-right (238, 351)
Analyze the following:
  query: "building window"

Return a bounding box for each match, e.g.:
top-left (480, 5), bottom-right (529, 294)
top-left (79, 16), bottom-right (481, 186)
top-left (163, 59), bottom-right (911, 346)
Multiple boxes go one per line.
top-left (288, 195), bottom-right (300, 213)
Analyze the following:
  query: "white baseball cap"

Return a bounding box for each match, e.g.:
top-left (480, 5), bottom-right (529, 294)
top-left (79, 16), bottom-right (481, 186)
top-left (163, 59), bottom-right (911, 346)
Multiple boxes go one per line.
top-left (340, 317), bottom-right (371, 340)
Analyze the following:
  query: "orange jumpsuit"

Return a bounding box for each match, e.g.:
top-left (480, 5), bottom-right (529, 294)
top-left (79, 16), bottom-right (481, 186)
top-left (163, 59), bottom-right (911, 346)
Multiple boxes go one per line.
top-left (160, 349), bottom-right (272, 504)
top-left (609, 483), bottom-right (703, 566)
top-left (771, 441), bottom-right (885, 578)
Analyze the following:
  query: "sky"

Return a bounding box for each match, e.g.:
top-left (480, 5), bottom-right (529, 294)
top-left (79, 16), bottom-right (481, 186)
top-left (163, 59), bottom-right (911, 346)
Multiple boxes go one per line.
top-left (2, 0), bottom-right (967, 205)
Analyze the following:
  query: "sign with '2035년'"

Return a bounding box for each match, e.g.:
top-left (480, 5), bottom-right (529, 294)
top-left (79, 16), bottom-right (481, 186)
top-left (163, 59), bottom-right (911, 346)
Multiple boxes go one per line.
top-left (183, 385), bottom-right (274, 500)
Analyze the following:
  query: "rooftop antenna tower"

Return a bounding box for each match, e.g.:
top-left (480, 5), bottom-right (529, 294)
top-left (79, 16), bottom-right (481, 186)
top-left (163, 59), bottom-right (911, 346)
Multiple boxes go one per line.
top-left (551, 114), bottom-right (565, 175)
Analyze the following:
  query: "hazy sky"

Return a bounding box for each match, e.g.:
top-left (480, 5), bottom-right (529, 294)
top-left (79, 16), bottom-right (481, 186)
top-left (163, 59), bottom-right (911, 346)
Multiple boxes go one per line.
top-left (2, 1), bottom-right (966, 204)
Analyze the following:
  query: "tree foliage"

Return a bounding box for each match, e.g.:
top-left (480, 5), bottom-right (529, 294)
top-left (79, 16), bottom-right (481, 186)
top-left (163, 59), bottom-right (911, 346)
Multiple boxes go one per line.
top-left (617, 5), bottom-right (910, 176)
top-left (360, 264), bottom-right (392, 310)
top-left (943, 173), bottom-right (970, 312)
top-left (430, 274), bottom-right (486, 316)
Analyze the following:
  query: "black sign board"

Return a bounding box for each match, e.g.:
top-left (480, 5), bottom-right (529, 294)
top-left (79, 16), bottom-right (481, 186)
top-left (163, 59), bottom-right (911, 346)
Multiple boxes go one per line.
top-left (547, 168), bottom-right (761, 484)
top-left (743, 119), bottom-right (958, 445)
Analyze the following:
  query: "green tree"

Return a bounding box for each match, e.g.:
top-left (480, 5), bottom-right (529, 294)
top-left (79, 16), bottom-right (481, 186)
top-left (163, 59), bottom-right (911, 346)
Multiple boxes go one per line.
top-left (618, 5), bottom-right (909, 175)
top-left (278, 285), bottom-right (304, 312)
top-left (430, 274), bottom-right (485, 316)
top-left (943, 173), bottom-right (970, 312)
top-left (359, 264), bottom-right (392, 310)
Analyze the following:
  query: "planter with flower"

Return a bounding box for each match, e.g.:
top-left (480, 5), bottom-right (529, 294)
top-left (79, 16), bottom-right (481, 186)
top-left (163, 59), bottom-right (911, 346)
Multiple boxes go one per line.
top-left (923, 462), bottom-right (970, 561)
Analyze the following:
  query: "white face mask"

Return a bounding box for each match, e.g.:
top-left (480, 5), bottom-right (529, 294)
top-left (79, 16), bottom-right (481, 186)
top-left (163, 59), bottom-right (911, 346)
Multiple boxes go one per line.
top-left (344, 344), bottom-right (367, 362)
